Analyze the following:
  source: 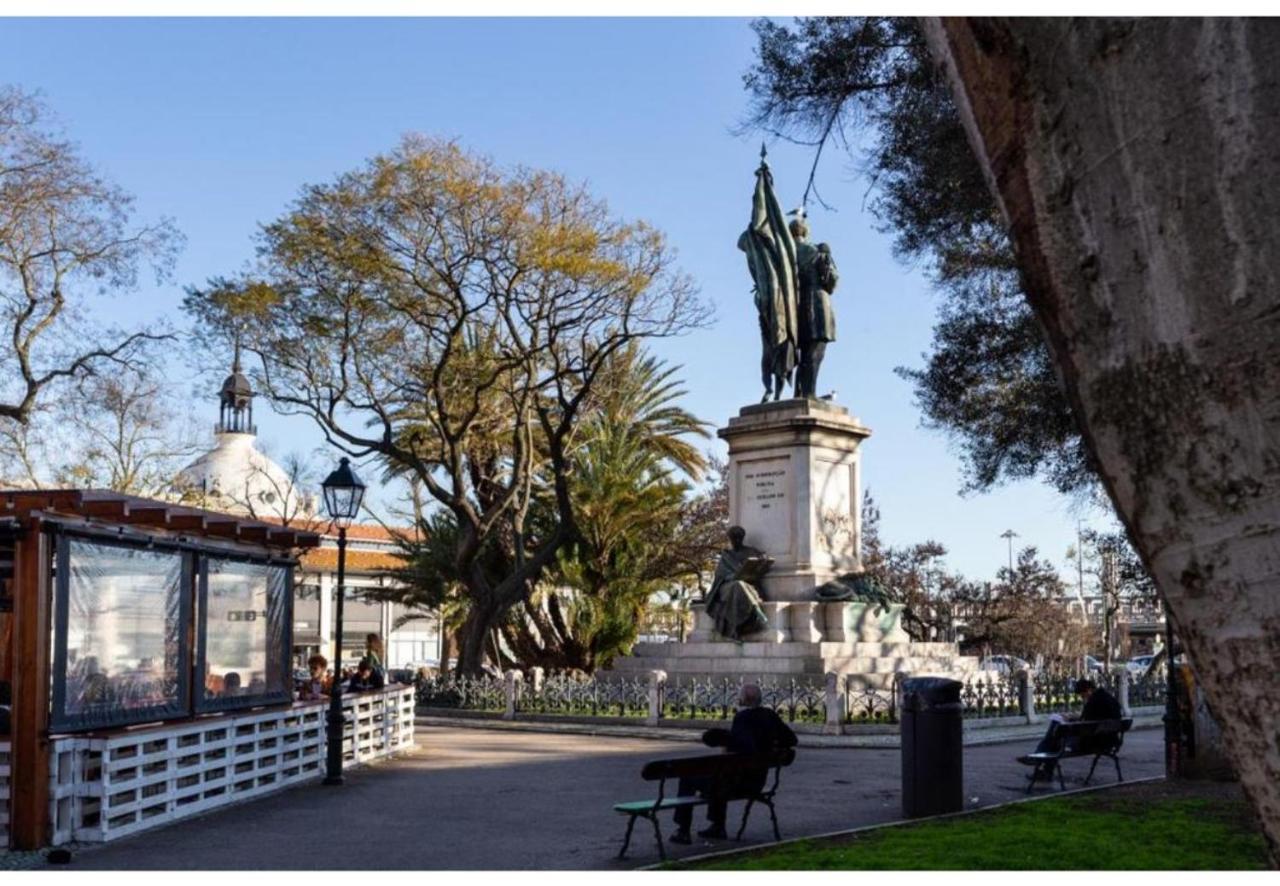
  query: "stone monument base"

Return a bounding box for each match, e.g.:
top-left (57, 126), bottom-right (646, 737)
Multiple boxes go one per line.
top-left (608, 600), bottom-right (981, 688)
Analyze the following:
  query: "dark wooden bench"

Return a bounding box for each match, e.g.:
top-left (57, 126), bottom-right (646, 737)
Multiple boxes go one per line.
top-left (613, 747), bottom-right (796, 860)
top-left (1018, 717), bottom-right (1133, 792)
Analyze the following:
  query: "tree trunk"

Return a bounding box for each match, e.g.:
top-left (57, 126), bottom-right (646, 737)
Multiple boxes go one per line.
top-left (922, 18), bottom-right (1280, 860)
top-left (456, 599), bottom-right (501, 676)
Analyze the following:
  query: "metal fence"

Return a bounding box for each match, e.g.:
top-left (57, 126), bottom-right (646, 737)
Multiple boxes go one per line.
top-left (415, 666), bottom-right (1166, 726)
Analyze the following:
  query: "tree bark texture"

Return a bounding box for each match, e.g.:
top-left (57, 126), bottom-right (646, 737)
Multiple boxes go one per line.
top-left (923, 18), bottom-right (1280, 859)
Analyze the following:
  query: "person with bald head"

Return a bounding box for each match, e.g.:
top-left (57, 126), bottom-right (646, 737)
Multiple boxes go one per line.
top-left (670, 682), bottom-right (798, 844)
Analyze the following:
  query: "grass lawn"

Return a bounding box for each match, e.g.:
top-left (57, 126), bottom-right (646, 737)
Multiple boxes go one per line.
top-left (673, 779), bottom-right (1271, 870)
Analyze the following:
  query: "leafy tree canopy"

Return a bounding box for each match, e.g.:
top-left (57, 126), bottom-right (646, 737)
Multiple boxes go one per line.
top-left (742, 18), bottom-right (1097, 499)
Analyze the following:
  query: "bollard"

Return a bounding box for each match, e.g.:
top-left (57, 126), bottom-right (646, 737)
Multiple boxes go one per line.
top-left (1019, 668), bottom-right (1038, 723)
top-left (503, 669), bottom-right (523, 720)
top-left (823, 672), bottom-right (844, 734)
top-left (1116, 667), bottom-right (1131, 717)
top-left (647, 670), bottom-right (666, 726)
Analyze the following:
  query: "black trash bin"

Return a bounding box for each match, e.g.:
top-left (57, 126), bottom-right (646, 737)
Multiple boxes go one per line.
top-left (900, 676), bottom-right (963, 818)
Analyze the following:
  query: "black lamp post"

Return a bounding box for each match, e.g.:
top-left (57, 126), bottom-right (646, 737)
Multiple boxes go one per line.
top-left (321, 456), bottom-right (366, 786)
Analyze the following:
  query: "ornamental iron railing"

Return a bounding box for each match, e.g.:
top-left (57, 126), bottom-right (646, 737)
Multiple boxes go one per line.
top-left (521, 673), bottom-right (649, 718)
top-left (414, 665), bottom-right (1165, 725)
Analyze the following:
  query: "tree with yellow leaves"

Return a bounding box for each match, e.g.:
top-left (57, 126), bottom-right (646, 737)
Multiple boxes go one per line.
top-left (186, 137), bottom-right (709, 674)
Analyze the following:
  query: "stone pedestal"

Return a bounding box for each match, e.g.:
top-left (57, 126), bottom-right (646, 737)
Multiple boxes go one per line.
top-left (719, 399), bottom-right (870, 601)
top-left (603, 400), bottom-right (978, 687)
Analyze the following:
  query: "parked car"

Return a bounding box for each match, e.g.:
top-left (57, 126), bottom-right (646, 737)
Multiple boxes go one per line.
top-left (981, 654), bottom-right (1032, 675)
top-left (1083, 655), bottom-right (1104, 673)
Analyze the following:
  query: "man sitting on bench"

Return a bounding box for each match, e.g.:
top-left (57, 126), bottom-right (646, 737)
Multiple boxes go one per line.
top-left (1023, 678), bottom-right (1122, 779)
top-left (670, 683), bottom-right (798, 845)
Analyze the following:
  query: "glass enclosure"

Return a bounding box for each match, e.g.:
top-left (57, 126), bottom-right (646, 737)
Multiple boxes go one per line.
top-left (197, 557), bottom-right (291, 711)
top-left (52, 537), bottom-right (189, 730)
top-left (50, 530), bottom-right (295, 731)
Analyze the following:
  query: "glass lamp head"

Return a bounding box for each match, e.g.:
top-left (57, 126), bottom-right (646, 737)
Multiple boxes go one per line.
top-left (321, 457), bottom-right (366, 528)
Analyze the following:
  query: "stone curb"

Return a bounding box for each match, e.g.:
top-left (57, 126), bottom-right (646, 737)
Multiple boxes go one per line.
top-left (638, 774), bottom-right (1168, 870)
top-left (414, 713), bottom-right (1162, 749)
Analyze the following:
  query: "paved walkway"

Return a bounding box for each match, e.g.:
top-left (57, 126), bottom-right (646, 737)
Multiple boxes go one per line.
top-left (65, 724), bottom-right (1164, 870)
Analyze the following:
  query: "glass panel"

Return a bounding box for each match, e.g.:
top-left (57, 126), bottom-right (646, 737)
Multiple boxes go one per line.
top-left (59, 538), bottom-right (186, 729)
top-left (200, 558), bottom-right (289, 708)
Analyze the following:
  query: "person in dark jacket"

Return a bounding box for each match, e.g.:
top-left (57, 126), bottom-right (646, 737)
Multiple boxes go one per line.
top-left (670, 683), bottom-right (797, 844)
top-left (347, 657), bottom-right (385, 692)
top-left (1021, 678), bottom-right (1123, 778)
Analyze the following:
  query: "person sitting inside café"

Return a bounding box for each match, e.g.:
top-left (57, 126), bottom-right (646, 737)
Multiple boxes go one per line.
top-left (347, 657), bottom-right (385, 692)
top-left (298, 654), bottom-right (332, 700)
top-left (1021, 677), bottom-right (1123, 777)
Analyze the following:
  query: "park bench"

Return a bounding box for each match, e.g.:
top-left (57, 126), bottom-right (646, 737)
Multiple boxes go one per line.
top-left (1018, 717), bottom-right (1133, 792)
top-left (613, 747), bottom-right (796, 860)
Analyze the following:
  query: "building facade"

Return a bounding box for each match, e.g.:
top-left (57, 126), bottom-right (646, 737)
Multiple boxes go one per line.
top-left (175, 351), bottom-right (443, 674)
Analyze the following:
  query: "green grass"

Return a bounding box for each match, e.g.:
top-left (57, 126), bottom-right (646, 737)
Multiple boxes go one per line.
top-left (675, 785), bottom-right (1271, 870)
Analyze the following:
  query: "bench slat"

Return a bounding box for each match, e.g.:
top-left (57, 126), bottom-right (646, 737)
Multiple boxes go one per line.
top-left (613, 796), bottom-right (705, 813)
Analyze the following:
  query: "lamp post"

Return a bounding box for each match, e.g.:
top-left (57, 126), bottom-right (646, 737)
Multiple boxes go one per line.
top-left (999, 529), bottom-right (1019, 576)
top-left (321, 456), bottom-right (366, 786)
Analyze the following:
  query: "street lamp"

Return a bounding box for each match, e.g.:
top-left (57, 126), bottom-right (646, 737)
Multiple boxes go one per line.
top-left (1000, 529), bottom-right (1019, 576)
top-left (321, 456), bottom-right (366, 786)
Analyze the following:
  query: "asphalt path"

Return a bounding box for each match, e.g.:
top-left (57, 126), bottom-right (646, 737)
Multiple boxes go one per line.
top-left (65, 724), bottom-right (1165, 870)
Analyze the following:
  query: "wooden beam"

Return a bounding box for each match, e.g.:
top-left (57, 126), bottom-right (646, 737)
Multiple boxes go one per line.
top-left (238, 525), bottom-right (269, 544)
top-left (82, 499), bottom-right (130, 520)
top-left (167, 514), bottom-right (207, 532)
top-left (0, 490), bottom-right (82, 517)
top-left (204, 520), bottom-right (240, 541)
top-left (267, 529), bottom-right (298, 548)
top-left (123, 506), bottom-right (172, 529)
top-left (10, 519), bottom-right (50, 849)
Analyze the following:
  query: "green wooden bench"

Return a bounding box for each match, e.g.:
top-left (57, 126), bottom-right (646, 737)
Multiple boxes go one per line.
top-left (1018, 717), bottom-right (1133, 792)
top-left (614, 747), bottom-right (796, 861)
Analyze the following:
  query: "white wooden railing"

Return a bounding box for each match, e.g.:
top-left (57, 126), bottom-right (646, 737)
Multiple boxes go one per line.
top-left (16, 684), bottom-right (416, 847)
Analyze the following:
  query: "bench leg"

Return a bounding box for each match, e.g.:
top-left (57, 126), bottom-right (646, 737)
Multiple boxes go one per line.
top-left (650, 814), bottom-right (667, 862)
top-left (1056, 761), bottom-right (1066, 791)
top-left (618, 814), bottom-right (638, 859)
top-left (1084, 755), bottom-right (1100, 786)
top-left (766, 800), bottom-right (781, 841)
top-left (1113, 755), bottom-right (1123, 783)
top-left (736, 799), bottom-right (755, 840)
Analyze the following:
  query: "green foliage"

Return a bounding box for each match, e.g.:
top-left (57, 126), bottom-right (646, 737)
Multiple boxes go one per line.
top-left (741, 19), bottom-right (1097, 498)
top-left (681, 789), bottom-right (1270, 870)
top-left (184, 136), bottom-right (707, 674)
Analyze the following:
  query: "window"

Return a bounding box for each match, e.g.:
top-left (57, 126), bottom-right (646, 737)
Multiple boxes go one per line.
top-left (51, 536), bottom-right (190, 731)
top-left (196, 557), bottom-right (291, 711)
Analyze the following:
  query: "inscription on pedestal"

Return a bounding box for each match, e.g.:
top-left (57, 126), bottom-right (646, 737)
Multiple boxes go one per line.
top-left (737, 455), bottom-right (792, 556)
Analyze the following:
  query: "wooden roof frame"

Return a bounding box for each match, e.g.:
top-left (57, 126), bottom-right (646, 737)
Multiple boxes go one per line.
top-left (0, 489), bottom-right (322, 552)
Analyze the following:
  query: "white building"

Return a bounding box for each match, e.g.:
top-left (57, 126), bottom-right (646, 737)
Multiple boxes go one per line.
top-left (175, 350), bottom-right (443, 673)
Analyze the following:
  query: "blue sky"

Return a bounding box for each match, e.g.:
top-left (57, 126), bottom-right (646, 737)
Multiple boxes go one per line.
top-left (0, 17), bottom-right (1111, 580)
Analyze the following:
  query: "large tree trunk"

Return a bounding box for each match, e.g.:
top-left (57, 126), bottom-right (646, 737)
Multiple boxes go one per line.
top-left (922, 18), bottom-right (1280, 860)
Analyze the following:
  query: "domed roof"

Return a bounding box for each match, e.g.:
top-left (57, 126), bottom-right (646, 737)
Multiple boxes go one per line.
top-left (175, 433), bottom-right (310, 521)
top-left (220, 370), bottom-right (253, 400)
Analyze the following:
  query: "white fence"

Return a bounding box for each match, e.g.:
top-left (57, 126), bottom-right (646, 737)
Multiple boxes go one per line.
top-left (3, 685), bottom-right (415, 849)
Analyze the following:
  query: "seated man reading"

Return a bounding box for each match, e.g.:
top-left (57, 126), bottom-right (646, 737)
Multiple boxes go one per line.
top-left (1022, 678), bottom-right (1123, 778)
top-left (670, 683), bottom-right (798, 844)
top-left (704, 526), bottom-right (771, 642)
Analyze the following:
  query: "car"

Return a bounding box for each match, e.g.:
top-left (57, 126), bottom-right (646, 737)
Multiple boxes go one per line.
top-left (1083, 655), bottom-right (1105, 673)
top-left (981, 654), bottom-right (1032, 675)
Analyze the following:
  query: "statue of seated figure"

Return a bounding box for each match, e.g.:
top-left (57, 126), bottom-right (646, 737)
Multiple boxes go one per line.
top-left (704, 526), bottom-right (772, 641)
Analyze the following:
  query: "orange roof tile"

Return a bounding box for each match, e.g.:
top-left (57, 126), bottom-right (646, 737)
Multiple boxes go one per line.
top-left (299, 547), bottom-right (406, 573)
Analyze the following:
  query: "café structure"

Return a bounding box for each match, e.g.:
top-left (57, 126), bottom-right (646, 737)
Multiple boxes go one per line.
top-left (0, 488), bottom-right (415, 851)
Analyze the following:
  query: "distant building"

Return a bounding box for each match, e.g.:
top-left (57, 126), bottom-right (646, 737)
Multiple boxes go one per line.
top-left (174, 344), bottom-right (310, 520)
top-left (175, 348), bottom-right (443, 673)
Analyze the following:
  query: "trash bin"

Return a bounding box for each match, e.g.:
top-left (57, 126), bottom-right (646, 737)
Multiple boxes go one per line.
top-left (900, 676), bottom-right (964, 818)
